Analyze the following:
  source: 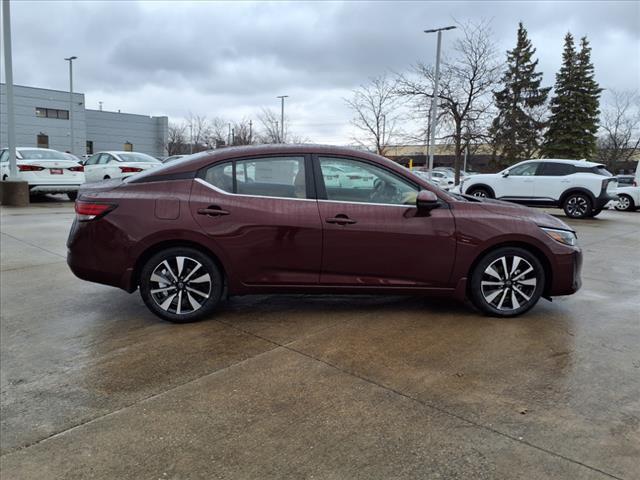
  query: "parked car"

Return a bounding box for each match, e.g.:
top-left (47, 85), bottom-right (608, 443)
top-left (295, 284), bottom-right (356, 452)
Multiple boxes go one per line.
top-left (410, 170), bottom-right (445, 189)
top-left (84, 151), bottom-right (162, 182)
top-left (68, 144), bottom-right (582, 323)
top-left (614, 162), bottom-right (639, 211)
top-left (163, 155), bottom-right (187, 163)
top-left (458, 159), bottom-right (618, 219)
top-left (615, 175), bottom-right (637, 187)
top-left (0, 147), bottom-right (85, 200)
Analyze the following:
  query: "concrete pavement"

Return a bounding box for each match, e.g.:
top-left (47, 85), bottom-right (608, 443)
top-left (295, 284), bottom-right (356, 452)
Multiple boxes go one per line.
top-left (1, 197), bottom-right (638, 479)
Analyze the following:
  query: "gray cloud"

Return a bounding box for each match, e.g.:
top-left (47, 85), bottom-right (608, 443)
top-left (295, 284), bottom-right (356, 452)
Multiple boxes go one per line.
top-left (5, 0), bottom-right (639, 143)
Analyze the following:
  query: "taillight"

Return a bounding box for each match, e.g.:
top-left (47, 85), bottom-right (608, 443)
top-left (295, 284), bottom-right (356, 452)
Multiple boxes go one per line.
top-left (75, 201), bottom-right (117, 221)
top-left (68, 165), bottom-right (84, 172)
top-left (120, 166), bottom-right (143, 173)
top-left (18, 165), bottom-right (45, 172)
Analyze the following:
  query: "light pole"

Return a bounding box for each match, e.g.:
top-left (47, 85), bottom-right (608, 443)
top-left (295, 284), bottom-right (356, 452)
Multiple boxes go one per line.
top-left (3, 0), bottom-right (17, 179)
top-left (276, 95), bottom-right (288, 143)
top-left (64, 56), bottom-right (77, 154)
top-left (424, 25), bottom-right (456, 178)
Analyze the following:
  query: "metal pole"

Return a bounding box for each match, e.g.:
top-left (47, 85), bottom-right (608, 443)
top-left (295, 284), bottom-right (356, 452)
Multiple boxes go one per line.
top-left (3, 0), bottom-right (17, 178)
top-left (277, 95), bottom-right (288, 143)
top-left (64, 56), bottom-right (77, 154)
top-left (428, 31), bottom-right (442, 180)
top-left (381, 114), bottom-right (386, 155)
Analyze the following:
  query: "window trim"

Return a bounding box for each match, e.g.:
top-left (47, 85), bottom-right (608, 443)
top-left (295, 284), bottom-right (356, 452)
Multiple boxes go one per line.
top-left (538, 162), bottom-right (575, 176)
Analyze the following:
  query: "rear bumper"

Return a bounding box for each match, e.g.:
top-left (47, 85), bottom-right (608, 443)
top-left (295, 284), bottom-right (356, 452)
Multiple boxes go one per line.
top-left (594, 193), bottom-right (617, 210)
top-left (31, 184), bottom-right (80, 194)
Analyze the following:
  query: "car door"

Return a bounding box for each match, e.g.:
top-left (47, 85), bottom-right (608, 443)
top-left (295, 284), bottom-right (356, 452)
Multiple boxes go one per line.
top-left (315, 156), bottom-right (456, 287)
top-left (498, 161), bottom-right (540, 199)
top-left (189, 155), bottom-right (323, 286)
top-left (102, 154), bottom-right (122, 179)
top-left (83, 153), bottom-right (102, 182)
top-left (535, 162), bottom-right (575, 201)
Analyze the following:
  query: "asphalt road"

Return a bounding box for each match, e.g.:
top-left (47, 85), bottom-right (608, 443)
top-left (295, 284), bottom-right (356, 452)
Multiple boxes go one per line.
top-left (1, 197), bottom-right (638, 479)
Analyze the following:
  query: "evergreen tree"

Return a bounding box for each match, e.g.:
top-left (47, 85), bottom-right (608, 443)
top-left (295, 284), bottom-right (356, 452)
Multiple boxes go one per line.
top-left (543, 33), bottom-right (602, 159)
top-left (490, 22), bottom-right (550, 163)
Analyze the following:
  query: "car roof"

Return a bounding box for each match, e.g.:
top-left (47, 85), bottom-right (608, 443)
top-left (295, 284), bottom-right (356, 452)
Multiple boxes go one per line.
top-left (528, 158), bottom-right (605, 167)
top-left (131, 144), bottom-right (412, 181)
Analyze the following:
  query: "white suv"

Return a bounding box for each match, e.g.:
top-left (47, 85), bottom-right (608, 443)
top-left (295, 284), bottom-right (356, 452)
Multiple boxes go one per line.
top-left (459, 159), bottom-right (618, 219)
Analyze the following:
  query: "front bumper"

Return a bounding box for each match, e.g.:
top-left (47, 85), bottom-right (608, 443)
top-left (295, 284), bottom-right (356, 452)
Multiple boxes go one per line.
top-left (549, 248), bottom-right (582, 296)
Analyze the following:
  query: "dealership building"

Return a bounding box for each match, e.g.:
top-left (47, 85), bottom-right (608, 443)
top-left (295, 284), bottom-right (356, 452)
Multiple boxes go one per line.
top-left (0, 84), bottom-right (168, 158)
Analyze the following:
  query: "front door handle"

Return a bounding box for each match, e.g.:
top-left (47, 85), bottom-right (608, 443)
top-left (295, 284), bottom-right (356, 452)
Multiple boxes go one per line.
top-left (198, 206), bottom-right (230, 217)
top-left (326, 215), bottom-right (356, 225)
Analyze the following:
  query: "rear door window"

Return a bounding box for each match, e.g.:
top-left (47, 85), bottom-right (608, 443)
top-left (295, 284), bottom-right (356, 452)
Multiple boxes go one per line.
top-left (202, 156), bottom-right (307, 199)
top-left (539, 162), bottom-right (575, 176)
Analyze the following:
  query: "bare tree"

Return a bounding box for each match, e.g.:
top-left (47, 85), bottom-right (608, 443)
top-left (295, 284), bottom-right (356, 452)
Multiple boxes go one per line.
top-left (166, 122), bottom-right (188, 156)
top-left (185, 113), bottom-right (212, 152)
top-left (257, 108), bottom-right (286, 143)
top-left (396, 20), bottom-right (501, 182)
top-left (231, 118), bottom-right (254, 146)
top-left (597, 89), bottom-right (640, 170)
top-left (205, 117), bottom-right (229, 148)
top-left (344, 73), bottom-right (403, 155)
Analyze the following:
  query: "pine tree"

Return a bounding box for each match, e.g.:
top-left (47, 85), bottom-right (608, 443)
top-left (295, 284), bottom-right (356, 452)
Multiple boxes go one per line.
top-left (542, 33), bottom-right (602, 159)
top-left (490, 22), bottom-right (550, 163)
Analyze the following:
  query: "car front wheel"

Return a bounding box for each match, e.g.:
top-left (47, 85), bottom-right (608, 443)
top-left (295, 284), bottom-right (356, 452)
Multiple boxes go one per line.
top-left (615, 194), bottom-right (635, 212)
top-left (467, 186), bottom-right (493, 198)
top-left (563, 193), bottom-right (592, 219)
top-left (139, 247), bottom-right (223, 323)
top-left (470, 247), bottom-right (545, 317)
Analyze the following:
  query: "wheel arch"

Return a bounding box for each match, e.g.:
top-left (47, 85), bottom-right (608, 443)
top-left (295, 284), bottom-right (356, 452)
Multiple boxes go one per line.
top-left (466, 241), bottom-right (553, 297)
top-left (465, 183), bottom-right (495, 198)
top-left (559, 187), bottom-right (596, 206)
top-left (132, 239), bottom-right (228, 294)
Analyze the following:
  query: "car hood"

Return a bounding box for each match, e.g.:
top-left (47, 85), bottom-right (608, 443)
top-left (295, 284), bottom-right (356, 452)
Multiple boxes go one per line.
top-left (473, 197), bottom-right (573, 231)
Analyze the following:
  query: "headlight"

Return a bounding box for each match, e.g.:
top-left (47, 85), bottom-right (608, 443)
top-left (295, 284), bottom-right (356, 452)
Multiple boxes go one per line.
top-left (541, 227), bottom-right (578, 246)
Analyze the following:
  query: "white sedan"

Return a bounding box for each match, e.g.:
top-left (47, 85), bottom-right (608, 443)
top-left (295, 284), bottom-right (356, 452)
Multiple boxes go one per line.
top-left (84, 151), bottom-right (162, 183)
top-left (0, 147), bottom-right (85, 200)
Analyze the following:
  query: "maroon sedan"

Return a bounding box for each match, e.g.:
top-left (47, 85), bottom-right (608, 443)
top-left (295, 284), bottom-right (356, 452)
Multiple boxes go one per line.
top-left (67, 145), bottom-right (582, 323)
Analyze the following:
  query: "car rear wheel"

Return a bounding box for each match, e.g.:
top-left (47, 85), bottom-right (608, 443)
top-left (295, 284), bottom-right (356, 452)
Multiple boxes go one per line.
top-left (563, 193), bottom-right (592, 219)
top-left (614, 194), bottom-right (635, 211)
top-left (467, 186), bottom-right (492, 198)
top-left (139, 247), bottom-right (223, 323)
top-left (470, 247), bottom-right (545, 317)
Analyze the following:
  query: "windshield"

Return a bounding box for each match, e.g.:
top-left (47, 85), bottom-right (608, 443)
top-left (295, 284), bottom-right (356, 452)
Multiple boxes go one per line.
top-left (117, 153), bottom-right (160, 163)
top-left (19, 149), bottom-right (68, 160)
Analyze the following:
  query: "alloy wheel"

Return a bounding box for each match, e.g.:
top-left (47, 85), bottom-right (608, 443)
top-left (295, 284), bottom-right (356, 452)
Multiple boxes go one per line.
top-left (480, 255), bottom-right (537, 312)
top-left (472, 190), bottom-right (487, 198)
top-left (616, 196), bottom-right (631, 211)
top-left (149, 256), bottom-right (212, 315)
top-left (566, 196), bottom-right (589, 217)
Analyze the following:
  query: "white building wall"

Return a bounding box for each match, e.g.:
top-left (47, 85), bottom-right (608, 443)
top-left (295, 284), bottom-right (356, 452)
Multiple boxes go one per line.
top-left (85, 110), bottom-right (168, 158)
top-left (1, 84), bottom-right (168, 158)
top-left (0, 84), bottom-right (86, 154)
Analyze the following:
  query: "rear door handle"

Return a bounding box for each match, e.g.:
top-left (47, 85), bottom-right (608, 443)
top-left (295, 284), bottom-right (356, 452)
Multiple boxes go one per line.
top-left (326, 215), bottom-right (356, 225)
top-left (198, 206), bottom-right (230, 217)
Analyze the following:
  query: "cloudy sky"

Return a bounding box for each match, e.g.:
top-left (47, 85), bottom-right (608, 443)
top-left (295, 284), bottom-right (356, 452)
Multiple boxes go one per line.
top-left (4, 0), bottom-right (639, 144)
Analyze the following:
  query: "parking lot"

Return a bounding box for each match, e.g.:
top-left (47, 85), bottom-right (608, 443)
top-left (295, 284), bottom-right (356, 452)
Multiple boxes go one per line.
top-left (0, 197), bottom-right (638, 479)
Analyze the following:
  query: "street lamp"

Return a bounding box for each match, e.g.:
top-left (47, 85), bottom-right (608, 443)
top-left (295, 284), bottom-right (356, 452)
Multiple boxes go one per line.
top-left (64, 56), bottom-right (77, 154)
top-left (276, 95), bottom-right (288, 143)
top-left (424, 25), bottom-right (456, 178)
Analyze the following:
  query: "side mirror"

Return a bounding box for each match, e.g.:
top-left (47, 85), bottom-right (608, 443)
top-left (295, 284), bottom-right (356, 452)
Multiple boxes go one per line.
top-left (416, 190), bottom-right (439, 211)
top-left (502, 170), bottom-right (510, 177)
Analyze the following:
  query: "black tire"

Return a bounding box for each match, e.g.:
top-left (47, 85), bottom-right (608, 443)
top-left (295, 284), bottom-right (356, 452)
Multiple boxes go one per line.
top-left (614, 194), bottom-right (635, 212)
top-left (469, 247), bottom-right (545, 317)
top-left (467, 186), bottom-right (493, 198)
top-left (589, 207), bottom-right (603, 217)
top-left (1, 175), bottom-right (7, 181)
top-left (563, 192), bottom-right (592, 219)
top-left (67, 192), bottom-right (78, 201)
top-left (139, 247), bottom-right (223, 323)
